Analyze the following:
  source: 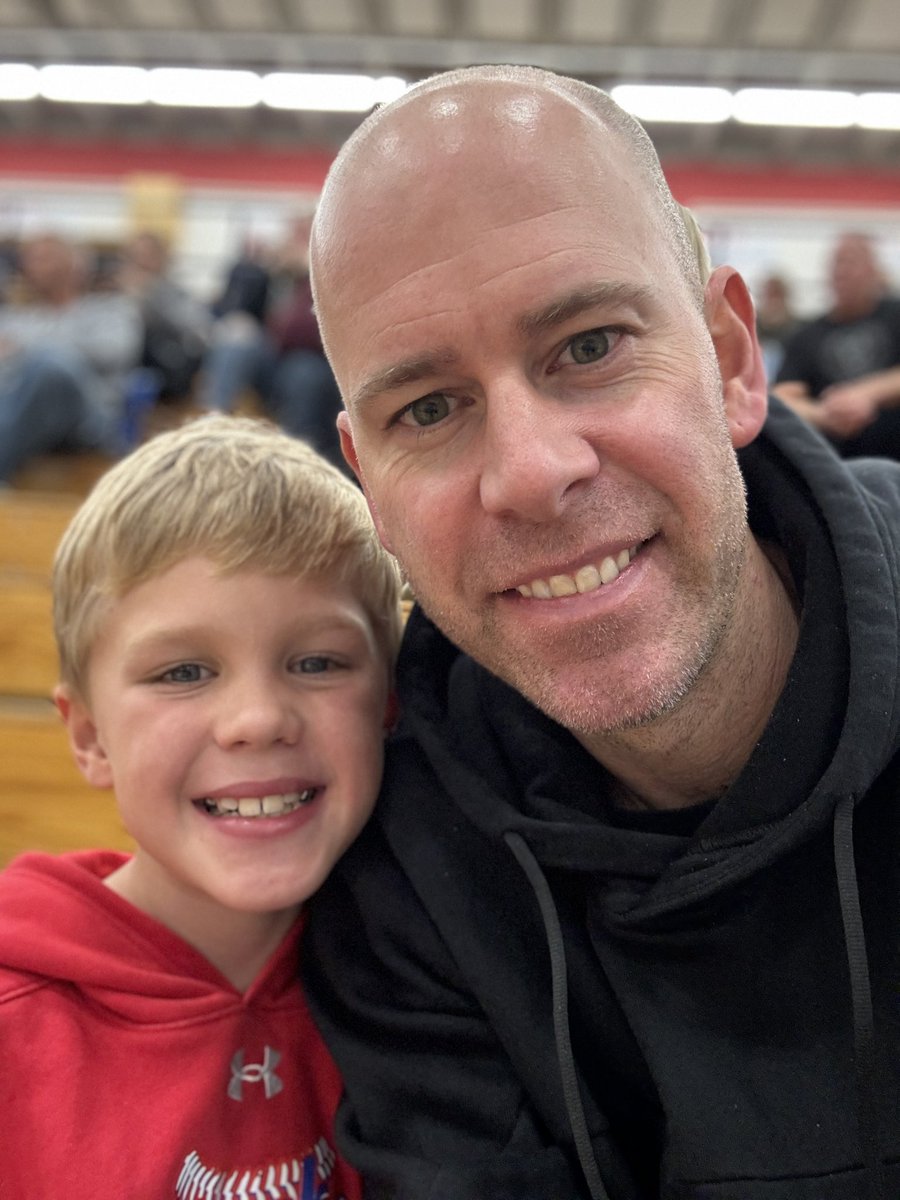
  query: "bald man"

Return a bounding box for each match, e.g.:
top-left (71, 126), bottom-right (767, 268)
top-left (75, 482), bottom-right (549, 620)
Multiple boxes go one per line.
top-left (304, 66), bottom-right (900, 1199)
top-left (775, 232), bottom-right (900, 459)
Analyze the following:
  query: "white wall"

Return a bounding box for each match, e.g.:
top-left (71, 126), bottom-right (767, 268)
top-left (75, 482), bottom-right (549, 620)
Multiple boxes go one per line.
top-left (2, 172), bottom-right (900, 318)
top-left (696, 203), bottom-right (900, 316)
top-left (0, 175), bottom-right (320, 301)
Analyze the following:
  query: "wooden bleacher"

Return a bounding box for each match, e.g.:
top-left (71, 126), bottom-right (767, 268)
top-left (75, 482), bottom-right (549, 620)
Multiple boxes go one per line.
top-left (0, 482), bottom-right (133, 866)
top-left (0, 403), bottom-right (275, 866)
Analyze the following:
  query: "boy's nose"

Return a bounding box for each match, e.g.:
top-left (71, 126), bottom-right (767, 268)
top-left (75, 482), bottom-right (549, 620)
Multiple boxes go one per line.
top-left (478, 381), bottom-right (600, 522)
top-left (214, 680), bottom-right (301, 749)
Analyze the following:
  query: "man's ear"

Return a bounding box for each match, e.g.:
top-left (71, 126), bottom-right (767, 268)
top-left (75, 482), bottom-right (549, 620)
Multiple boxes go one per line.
top-left (704, 265), bottom-right (769, 449)
top-left (337, 411), bottom-right (395, 554)
top-left (53, 684), bottom-right (113, 790)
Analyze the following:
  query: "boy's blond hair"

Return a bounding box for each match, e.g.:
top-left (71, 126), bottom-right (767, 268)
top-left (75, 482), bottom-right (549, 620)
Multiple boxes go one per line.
top-left (678, 204), bottom-right (712, 285)
top-left (53, 415), bottom-right (403, 697)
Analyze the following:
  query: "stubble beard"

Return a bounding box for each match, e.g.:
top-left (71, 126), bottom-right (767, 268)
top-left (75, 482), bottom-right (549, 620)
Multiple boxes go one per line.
top-left (406, 456), bottom-right (750, 743)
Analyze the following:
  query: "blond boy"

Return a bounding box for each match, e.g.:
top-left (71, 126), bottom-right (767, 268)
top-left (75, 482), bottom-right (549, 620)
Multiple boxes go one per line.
top-left (0, 415), bottom-right (401, 1198)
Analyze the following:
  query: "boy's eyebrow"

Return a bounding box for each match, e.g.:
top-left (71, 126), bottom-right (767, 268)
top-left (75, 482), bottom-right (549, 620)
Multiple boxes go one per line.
top-left (126, 612), bottom-right (372, 654)
top-left (120, 626), bottom-right (213, 663)
top-left (350, 348), bottom-right (460, 412)
top-left (348, 282), bottom-right (652, 411)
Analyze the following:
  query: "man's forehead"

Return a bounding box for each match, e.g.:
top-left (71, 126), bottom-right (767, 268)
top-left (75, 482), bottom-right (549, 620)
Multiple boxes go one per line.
top-left (316, 79), bottom-right (625, 247)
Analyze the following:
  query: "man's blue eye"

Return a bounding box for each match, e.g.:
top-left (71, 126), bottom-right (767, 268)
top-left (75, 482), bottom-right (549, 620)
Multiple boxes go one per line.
top-left (569, 329), bottom-right (612, 364)
top-left (407, 394), bottom-right (450, 426)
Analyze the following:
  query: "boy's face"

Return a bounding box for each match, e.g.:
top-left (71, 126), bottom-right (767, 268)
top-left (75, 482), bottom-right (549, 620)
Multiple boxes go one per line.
top-left (59, 557), bottom-right (390, 929)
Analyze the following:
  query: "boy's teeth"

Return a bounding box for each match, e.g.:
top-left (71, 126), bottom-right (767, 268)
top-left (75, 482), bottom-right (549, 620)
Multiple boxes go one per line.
top-left (200, 790), bottom-right (315, 818)
top-left (517, 544), bottom-right (639, 599)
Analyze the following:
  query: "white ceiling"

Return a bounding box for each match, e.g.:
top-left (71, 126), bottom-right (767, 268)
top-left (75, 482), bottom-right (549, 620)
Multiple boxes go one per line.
top-left (2, 0), bottom-right (900, 165)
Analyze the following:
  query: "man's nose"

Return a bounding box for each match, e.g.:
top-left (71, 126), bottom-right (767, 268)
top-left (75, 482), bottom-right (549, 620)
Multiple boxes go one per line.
top-left (478, 381), bottom-right (601, 521)
top-left (214, 677), bottom-right (301, 749)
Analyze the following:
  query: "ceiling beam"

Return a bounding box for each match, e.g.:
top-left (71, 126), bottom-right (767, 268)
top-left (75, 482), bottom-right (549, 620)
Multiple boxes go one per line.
top-left (619, 0), bottom-right (656, 44)
top-left (4, 25), bottom-right (900, 89)
top-left (23, 0), bottom-right (64, 25)
top-left (183, 0), bottom-right (220, 30)
top-left (270, 0), bottom-right (301, 31)
top-left (533, 0), bottom-right (563, 45)
top-left (809, 0), bottom-right (856, 48)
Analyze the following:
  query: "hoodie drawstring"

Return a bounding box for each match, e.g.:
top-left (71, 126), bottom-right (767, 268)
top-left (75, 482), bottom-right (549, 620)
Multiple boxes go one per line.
top-left (505, 831), bottom-right (610, 1200)
top-left (508, 804), bottom-right (887, 1200)
top-left (833, 793), bottom-right (886, 1200)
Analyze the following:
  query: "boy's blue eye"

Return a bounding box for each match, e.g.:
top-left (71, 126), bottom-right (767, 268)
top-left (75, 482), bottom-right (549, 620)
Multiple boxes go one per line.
top-left (297, 656), bottom-right (336, 674)
top-left (160, 663), bottom-right (206, 684)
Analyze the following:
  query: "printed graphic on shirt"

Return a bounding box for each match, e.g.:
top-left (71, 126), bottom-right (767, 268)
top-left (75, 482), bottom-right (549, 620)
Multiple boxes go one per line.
top-left (228, 1046), bottom-right (283, 1100)
top-left (176, 1137), bottom-right (344, 1200)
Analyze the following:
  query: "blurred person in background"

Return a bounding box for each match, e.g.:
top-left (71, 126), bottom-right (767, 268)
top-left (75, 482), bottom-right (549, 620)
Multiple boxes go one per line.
top-left (119, 230), bottom-right (211, 405)
top-left (198, 218), bottom-right (347, 474)
top-left (197, 233), bottom-right (274, 415)
top-left (265, 212), bottom-right (346, 474)
top-left (0, 231), bottom-right (142, 482)
top-left (755, 272), bottom-right (802, 379)
top-left (774, 232), bottom-right (900, 458)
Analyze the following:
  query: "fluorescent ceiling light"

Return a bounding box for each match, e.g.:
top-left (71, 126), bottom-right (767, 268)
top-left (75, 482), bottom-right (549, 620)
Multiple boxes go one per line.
top-left (857, 92), bottom-right (900, 130)
top-left (1, 61), bottom-right (894, 131)
top-left (39, 64), bottom-right (149, 105)
top-left (611, 84), bottom-right (733, 124)
top-left (148, 68), bottom-right (261, 108)
top-left (0, 63), bottom-right (39, 101)
top-left (733, 87), bottom-right (857, 127)
top-left (262, 72), bottom-right (407, 112)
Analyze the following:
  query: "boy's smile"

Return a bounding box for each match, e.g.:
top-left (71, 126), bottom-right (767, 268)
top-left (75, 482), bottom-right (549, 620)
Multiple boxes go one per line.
top-left (58, 556), bottom-right (391, 962)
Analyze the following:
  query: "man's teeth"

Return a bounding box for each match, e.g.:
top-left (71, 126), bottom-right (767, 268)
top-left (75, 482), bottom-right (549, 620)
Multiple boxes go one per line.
top-left (517, 545), bottom-right (639, 599)
top-left (199, 790), bottom-right (316, 818)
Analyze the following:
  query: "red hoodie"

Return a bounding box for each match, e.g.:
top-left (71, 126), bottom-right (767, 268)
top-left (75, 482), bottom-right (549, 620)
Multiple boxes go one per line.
top-left (0, 849), bottom-right (361, 1199)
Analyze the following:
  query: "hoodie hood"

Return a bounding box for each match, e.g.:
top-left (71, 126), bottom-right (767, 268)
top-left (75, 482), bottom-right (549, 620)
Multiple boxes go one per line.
top-left (394, 398), bottom-right (900, 928)
top-left (0, 850), bottom-right (302, 1019)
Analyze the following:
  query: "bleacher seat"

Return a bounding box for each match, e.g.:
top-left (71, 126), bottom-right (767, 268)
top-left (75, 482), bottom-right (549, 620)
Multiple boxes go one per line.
top-left (0, 489), bottom-right (132, 865)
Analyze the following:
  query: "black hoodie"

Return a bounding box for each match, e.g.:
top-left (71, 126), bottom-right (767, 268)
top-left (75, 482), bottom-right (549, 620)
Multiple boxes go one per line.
top-left (305, 399), bottom-right (900, 1199)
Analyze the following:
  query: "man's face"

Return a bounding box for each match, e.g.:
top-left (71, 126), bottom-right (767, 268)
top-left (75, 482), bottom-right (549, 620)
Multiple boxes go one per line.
top-left (829, 235), bottom-right (882, 317)
top-left (319, 89), bottom-right (761, 738)
top-left (20, 235), bottom-right (76, 296)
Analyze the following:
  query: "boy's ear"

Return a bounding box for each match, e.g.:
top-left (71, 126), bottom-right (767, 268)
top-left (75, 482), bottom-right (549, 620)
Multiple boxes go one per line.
top-left (53, 684), bottom-right (114, 790)
top-left (337, 411), bottom-right (395, 555)
top-left (704, 265), bottom-right (769, 449)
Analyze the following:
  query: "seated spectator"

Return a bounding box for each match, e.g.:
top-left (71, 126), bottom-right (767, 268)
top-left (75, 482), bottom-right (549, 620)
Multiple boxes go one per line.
top-left (774, 232), bottom-right (900, 459)
top-left (265, 214), bottom-right (345, 473)
top-left (755, 273), bottom-right (802, 379)
top-left (0, 232), bottom-right (143, 482)
top-left (119, 230), bottom-right (211, 404)
top-left (199, 220), bottom-right (347, 475)
top-left (197, 235), bottom-right (274, 416)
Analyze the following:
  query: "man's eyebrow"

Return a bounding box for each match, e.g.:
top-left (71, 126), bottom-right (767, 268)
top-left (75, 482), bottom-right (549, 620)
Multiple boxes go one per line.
top-left (348, 283), bottom-right (652, 411)
top-left (350, 348), bottom-right (460, 411)
top-left (516, 282), bottom-right (653, 340)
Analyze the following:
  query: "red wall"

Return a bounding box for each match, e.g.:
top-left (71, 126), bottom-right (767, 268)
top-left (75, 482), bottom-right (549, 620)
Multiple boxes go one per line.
top-left (3, 136), bottom-right (900, 208)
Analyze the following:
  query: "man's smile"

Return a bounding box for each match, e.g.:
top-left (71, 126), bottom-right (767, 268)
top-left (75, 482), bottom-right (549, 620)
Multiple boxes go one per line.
top-left (515, 542), bottom-right (642, 599)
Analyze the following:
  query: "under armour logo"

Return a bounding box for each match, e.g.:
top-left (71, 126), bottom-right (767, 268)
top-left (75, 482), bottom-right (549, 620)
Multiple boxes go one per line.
top-left (228, 1046), bottom-right (284, 1101)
